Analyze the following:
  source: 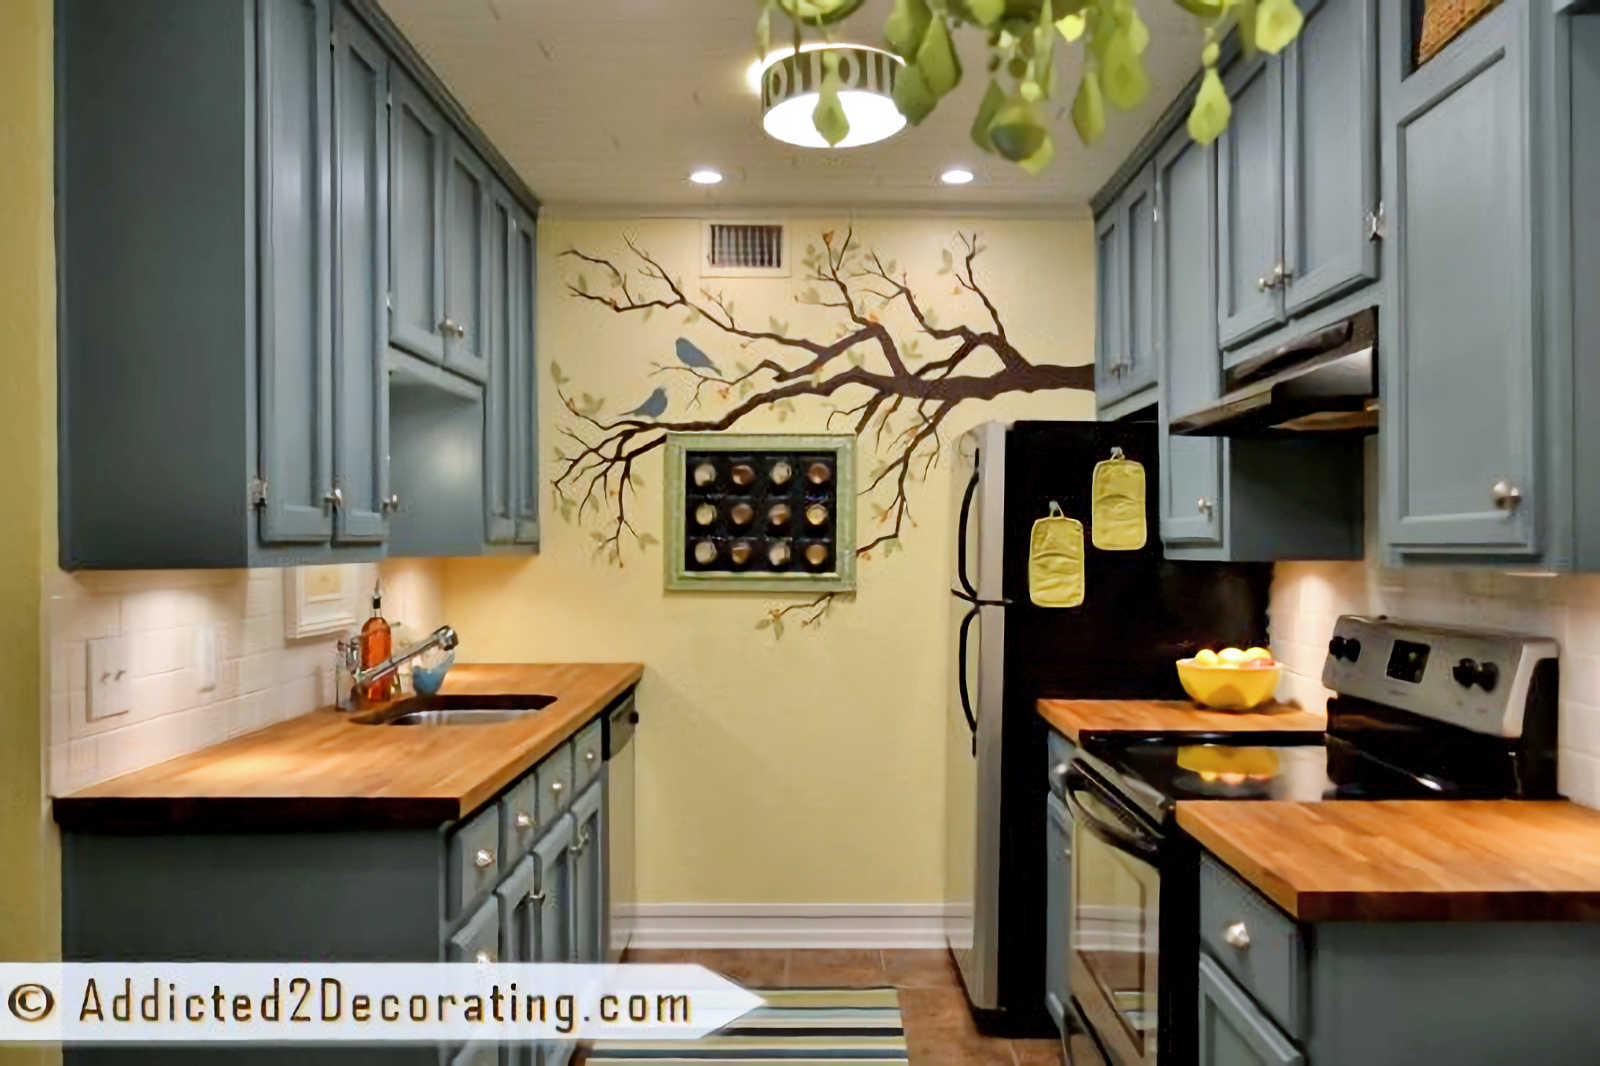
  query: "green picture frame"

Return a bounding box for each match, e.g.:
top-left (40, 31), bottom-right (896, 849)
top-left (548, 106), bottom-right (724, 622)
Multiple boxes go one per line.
top-left (664, 432), bottom-right (857, 593)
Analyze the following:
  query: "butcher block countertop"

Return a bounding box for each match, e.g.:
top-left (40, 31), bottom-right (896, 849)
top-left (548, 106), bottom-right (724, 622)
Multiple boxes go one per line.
top-left (1178, 800), bottom-right (1600, 922)
top-left (1036, 698), bottom-right (1325, 742)
top-left (53, 663), bottom-right (643, 832)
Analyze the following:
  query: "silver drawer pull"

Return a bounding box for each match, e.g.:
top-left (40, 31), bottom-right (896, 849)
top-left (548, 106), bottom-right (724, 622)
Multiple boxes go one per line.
top-left (585, 750), bottom-right (597, 764)
top-left (1223, 920), bottom-right (1251, 950)
top-left (526, 890), bottom-right (546, 905)
top-left (1492, 480), bottom-right (1523, 511)
top-left (514, 812), bottom-right (535, 830)
top-left (474, 950), bottom-right (494, 965)
top-left (473, 848), bottom-right (495, 870)
top-left (551, 780), bottom-right (564, 795)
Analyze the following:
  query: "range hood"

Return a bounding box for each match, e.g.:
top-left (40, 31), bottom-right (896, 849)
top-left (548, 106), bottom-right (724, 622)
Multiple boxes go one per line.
top-left (1171, 308), bottom-right (1378, 437)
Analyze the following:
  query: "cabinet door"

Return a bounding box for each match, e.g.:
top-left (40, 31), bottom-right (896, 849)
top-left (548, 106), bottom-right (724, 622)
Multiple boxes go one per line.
top-left (483, 187), bottom-right (516, 543)
top-left (1197, 954), bottom-right (1304, 1066)
top-left (535, 816), bottom-right (577, 1066)
top-left (511, 209), bottom-right (540, 545)
top-left (571, 779), bottom-right (605, 964)
top-left (443, 135), bottom-right (492, 382)
top-left (388, 67), bottom-right (446, 363)
top-left (1094, 211), bottom-right (1126, 404)
top-left (498, 855), bottom-right (542, 1066)
top-left (257, 0), bottom-right (334, 545)
top-left (330, 4), bottom-right (390, 544)
top-left (1381, 3), bottom-right (1539, 554)
top-left (1156, 127), bottom-right (1226, 547)
top-left (1119, 165), bottom-right (1159, 399)
top-left (1044, 793), bottom-right (1072, 1032)
top-left (1216, 55), bottom-right (1286, 350)
top-left (1283, 0), bottom-right (1379, 315)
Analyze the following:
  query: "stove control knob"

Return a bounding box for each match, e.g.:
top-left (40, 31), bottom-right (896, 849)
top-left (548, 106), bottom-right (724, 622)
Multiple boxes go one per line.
top-left (1452, 658), bottom-right (1478, 688)
top-left (1474, 661), bottom-right (1500, 692)
top-left (1345, 638), bottom-right (1362, 662)
top-left (1328, 636), bottom-right (1349, 660)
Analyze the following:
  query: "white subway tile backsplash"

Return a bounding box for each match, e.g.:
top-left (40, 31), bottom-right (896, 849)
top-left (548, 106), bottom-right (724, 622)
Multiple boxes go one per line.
top-left (43, 561), bottom-right (433, 795)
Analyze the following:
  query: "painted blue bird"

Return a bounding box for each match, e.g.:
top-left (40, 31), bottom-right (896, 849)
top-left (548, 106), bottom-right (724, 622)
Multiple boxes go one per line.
top-left (675, 337), bottom-right (720, 373)
top-left (622, 387), bottom-right (669, 419)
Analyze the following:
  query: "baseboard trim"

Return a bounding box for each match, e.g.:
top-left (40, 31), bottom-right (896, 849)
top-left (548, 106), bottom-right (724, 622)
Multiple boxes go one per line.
top-left (630, 904), bottom-right (947, 949)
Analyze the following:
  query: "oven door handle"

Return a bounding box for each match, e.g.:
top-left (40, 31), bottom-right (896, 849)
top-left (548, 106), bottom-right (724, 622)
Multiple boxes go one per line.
top-left (1063, 766), bottom-right (1161, 864)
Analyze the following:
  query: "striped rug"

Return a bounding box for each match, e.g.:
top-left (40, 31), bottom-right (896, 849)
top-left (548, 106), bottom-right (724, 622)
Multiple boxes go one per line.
top-left (588, 987), bottom-right (909, 1063)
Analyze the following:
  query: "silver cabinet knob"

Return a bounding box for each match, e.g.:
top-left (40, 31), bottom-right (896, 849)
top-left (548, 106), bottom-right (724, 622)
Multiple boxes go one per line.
top-left (473, 848), bottom-right (495, 870)
top-left (585, 750), bottom-right (597, 764)
top-left (1052, 761), bottom-right (1069, 781)
top-left (1492, 480), bottom-right (1523, 511)
top-left (439, 317), bottom-right (465, 338)
top-left (380, 493), bottom-right (401, 515)
top-left (1223, 921), bottom-right (1251, 950)
top-left (1257, 274), bottom-right (1272, 292)
top-left (514, 811), bottom-right (534, 830)
top-left (525, 890), bottom-right (546, 905)
top-left (551, 780), bottom-right (564, 795)
top-left (1273, 262), bottom-right (1293, 285)
top-left (323, 487), bottom-right (343, 509)
top-left (474, 950), bottom-right (494, 965)
top-left (1197, 497), bottom-right (1215, 516)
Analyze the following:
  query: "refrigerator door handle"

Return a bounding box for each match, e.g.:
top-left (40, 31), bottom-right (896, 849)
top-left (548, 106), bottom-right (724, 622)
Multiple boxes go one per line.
top-left (955, 467), bottom-right (980, 600)
top-left (956, 604), bottom-right (979, 738)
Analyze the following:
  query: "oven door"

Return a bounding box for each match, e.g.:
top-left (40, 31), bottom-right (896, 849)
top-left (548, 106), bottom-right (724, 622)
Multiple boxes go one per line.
top-left (1065, 763), bottom-right (1163, 1066)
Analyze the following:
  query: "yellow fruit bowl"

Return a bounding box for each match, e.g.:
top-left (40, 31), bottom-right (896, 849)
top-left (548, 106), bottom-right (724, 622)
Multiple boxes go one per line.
top-left (1176, 659), bottom-right (1281, 712)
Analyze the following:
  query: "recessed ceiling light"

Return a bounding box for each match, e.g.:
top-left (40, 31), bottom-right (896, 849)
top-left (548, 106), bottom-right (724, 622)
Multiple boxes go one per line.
top-left (689, 169), bottom-right (724, 185)
top-left (941, 167), bottom-right (975, 186)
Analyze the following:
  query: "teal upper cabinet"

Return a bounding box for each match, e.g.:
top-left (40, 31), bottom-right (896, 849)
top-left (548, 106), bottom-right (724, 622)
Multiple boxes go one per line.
top-left (57, 0), bottom-right (540, 569)
top-left (443, 136), bottom-right (493, 382)
top-left (1218, 0), bottom-right (1379, 352)
top-left (1380, 0), bottom-right (1542, 559)
top-left (331, 4), bottom-right (392, 545)
top-left (258, 0), bottom-right (336, 546)
top-left (1216, 55), bottom-right (1286, 349)
top-left (1096, 164), bottom-right (1159, 410)
top-left (1154, 126), bottom-right (1225, 549)
top-left (388, 67), bottom-right (449, 364)
top-left (1282, 0), bottom-right (1379, 316)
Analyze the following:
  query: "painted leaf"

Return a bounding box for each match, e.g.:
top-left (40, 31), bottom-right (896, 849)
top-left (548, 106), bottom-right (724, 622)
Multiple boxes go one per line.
top-left (1101, 28), bottom-right (1149, 111)
top-left (638, 532), bottom-right (660, 548)
top-left (916, 15), bottom-right (962, 97)
top-left (987, 97), bottom-right (1047, 162)
top-left (884, 0), bottom-right (933, 59)
top-left (756, 617), bottom-right (772, 630)
top-left (550, 362), bottom-right (567, 385)
top-left (1071, 69), bottom-right (1106, 145)
top-left (970, 79), bottom-right (1007, 153)
top-left (1186, 64), bottom-right (1231, 145)
top-left (892, 63), bottom-right (938, 124)
top-left (1254, 0), bottom-right (1304, 54)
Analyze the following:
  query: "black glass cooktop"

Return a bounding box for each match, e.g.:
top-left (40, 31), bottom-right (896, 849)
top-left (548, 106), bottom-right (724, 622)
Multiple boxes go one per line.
top-left (1079, 733), bottom-right (1491, 820)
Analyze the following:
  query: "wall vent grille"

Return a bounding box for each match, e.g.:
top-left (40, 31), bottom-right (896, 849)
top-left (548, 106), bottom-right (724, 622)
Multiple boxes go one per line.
top-left (702, 222), bottom-right (790, 277)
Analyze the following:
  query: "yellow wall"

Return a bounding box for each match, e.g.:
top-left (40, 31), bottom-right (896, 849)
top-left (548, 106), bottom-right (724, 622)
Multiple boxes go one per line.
top-left (444, 215), bottom-right (1095, 903)
top-left (0, 0), bottom-right (61, 1055)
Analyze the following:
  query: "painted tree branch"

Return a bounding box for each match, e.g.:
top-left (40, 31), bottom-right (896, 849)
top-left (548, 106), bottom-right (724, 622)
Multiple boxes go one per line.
top-left (550, 230), bottom-right (1093, 598)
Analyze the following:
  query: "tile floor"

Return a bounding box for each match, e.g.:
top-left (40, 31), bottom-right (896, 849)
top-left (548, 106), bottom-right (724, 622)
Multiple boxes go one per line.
top-left (615, 949), bottom-right (1063, 1065)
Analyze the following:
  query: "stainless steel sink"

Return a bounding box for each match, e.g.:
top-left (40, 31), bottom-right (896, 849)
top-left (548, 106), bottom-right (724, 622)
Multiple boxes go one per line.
top-left (352, 694), bottom-right (558, 726)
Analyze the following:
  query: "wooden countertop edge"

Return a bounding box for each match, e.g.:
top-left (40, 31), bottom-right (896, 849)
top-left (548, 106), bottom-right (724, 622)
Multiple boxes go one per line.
top-left (52, 662), bottom-right (644, 832)
top-left (1176, 804), bottom-right (1600, 922)
top-left (1036, 697), bottom-right (1324, 743)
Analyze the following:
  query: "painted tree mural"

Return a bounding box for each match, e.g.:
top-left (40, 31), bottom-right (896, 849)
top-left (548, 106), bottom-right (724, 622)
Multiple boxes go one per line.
top-left (550, 228), bottom-right (1094, 632)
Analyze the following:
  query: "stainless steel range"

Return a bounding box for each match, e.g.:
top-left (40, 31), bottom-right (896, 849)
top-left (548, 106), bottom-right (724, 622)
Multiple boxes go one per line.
top-left (1056, 617), bottom-right (1561, 1066)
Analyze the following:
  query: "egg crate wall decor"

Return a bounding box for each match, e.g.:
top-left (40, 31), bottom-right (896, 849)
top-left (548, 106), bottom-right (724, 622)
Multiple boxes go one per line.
top-left (664, 433), bottom-right (857, 593)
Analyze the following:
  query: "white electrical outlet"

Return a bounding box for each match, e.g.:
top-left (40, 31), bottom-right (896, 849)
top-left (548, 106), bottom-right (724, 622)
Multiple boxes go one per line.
top-left (194, 624), bottom-right (218, 692)
top-left (87, 636), bottom-right (131, 721)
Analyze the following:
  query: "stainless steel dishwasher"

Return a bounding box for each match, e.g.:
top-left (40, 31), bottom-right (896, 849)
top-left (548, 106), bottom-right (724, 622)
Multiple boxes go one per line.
top-left (604, 692), bottom-right (638, 961)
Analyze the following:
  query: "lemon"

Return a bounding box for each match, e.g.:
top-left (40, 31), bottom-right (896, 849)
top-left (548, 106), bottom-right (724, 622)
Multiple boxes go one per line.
top-left (1195, 648), bottom-right (1220, 667)
top-left (1218, 647), bottom-right (1248, 667)
top-left (1244, 647), bottom-right (1274, 663)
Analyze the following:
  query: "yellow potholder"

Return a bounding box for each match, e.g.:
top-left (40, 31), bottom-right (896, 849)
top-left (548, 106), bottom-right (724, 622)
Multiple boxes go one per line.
top-left (1091, 455), bottom-right (1147, 551)
top-left (1029, 502), bottom-right (1085, 608)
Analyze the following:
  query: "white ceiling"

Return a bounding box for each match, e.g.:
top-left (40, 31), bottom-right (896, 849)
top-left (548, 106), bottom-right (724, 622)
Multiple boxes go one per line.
top-left (378, 0), bottom-right (1206, 215)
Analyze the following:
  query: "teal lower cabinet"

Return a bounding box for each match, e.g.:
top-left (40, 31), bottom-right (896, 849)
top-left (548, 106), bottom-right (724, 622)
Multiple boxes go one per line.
top-left (57, 704), bottom-right (627, 1066)
top-left (1198, 855), bottom-right (1600, 1064)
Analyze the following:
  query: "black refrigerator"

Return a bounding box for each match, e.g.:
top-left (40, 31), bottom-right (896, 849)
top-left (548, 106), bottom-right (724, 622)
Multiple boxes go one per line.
top-left (943, 420), bottom-right (1268, 1034)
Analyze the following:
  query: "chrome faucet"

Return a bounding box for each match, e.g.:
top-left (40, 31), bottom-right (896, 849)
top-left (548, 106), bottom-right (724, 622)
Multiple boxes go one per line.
top-left (345, 625), bottom-right (459, 706)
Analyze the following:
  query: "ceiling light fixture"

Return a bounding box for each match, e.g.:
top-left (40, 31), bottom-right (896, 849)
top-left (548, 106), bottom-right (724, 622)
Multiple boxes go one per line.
top-left (758, 45), bottom-right (906, 150)
top-left (941, 167), bottom-right (975, 185)
top-left (689, 168), bottom-right (724, 185)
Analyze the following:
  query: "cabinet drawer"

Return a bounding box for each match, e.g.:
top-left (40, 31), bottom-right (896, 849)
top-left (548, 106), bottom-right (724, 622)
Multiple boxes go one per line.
top-left (573, 719), bottom-right (603, 790)
top-left (1199, 855), bottom-right (1307, 1040)
top-left (1047, 732), bottom-right (1074, 798)
top-left (537, 742), bottom-right (576, 826)
top-left (448, 895), bottom-right (501, 963)
top-left (500, 772), bottom-right (543, 862)
top-left (447, 805), bottom-right (502, 919)
top-left (448, 1043), bottom-right (498, 1066)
